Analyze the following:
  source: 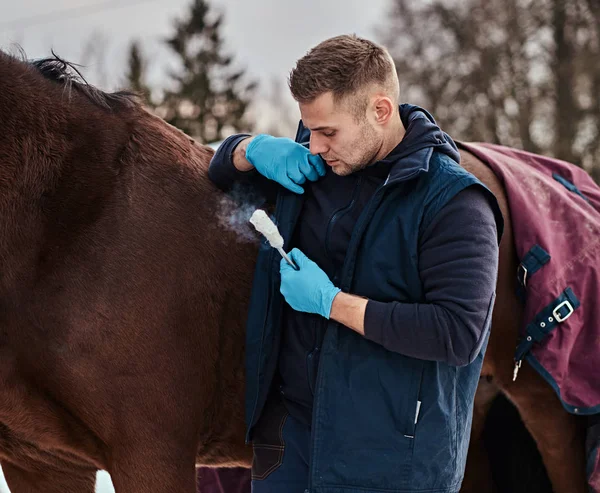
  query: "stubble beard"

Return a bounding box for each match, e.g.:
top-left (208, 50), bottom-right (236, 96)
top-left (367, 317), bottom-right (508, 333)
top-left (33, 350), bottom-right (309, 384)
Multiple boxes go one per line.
top-left (331, 124), bottom-right (379, 176)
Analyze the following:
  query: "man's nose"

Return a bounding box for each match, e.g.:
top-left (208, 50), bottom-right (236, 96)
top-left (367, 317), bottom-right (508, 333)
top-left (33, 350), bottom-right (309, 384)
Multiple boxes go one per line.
top-left (309, 133), bottom-right (328, 155)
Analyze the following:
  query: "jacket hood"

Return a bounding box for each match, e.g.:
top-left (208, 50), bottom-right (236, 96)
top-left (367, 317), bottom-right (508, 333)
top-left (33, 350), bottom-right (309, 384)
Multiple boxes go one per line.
top-left (375, 104), bottom-right (460, 184)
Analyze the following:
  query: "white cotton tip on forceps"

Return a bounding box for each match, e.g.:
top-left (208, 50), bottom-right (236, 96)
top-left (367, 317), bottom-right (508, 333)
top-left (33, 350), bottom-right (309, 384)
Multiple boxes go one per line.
top-left (249, 209), bottom-right (297, 269)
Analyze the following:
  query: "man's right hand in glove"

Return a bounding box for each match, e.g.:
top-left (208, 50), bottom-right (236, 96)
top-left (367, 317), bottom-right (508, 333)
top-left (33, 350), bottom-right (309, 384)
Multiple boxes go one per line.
top-left (233, 134), bottom-right (326, 194)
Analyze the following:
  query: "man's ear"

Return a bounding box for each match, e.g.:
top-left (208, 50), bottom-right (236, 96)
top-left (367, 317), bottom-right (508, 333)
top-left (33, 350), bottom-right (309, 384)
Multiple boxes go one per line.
top-left (372, 96), bottom-right (395, 125)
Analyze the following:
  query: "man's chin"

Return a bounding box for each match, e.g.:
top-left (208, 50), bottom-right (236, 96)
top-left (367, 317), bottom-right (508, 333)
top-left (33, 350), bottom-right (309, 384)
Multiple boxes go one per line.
top-left (330, 163), bottom-right (352, 176)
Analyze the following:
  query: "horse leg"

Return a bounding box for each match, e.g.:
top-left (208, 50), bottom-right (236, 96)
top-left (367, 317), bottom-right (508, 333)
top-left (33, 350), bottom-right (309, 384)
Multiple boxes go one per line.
top-left (461, 376), bottom-right (500, 493)
top-left (108, 444), bottom-right (197, 493)
top-left (1, 462), bottom-right (96, 493)
top-left (501, 363), bottom-right (587, 493)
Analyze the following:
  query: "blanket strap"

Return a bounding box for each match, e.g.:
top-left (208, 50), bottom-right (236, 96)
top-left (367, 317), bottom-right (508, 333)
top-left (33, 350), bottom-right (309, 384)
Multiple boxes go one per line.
top-left (552, 173), bottom-right (591, 203)
top-left (516, 244), bottom-right (551, 301)
top-left (513, 287), bottom-right (580, 381)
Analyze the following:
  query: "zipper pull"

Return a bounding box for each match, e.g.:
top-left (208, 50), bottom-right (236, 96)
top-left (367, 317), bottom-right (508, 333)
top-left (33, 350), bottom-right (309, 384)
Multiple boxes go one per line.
top-left (414, 400), bottom-right (422, 424)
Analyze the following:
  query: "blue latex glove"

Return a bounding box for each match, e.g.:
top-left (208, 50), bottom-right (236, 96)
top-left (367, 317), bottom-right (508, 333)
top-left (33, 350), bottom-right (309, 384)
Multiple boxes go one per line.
top-left (280, 248), bottom-right (341, 319)
top-left (246, 134), bottom-right (326, 194)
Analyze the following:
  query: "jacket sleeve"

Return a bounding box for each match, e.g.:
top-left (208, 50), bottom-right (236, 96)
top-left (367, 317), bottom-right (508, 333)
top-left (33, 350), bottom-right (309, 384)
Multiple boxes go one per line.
top-left (363, 186), bottom-right (500, 366)
top-left (208, 134), bottom-right (279, 204)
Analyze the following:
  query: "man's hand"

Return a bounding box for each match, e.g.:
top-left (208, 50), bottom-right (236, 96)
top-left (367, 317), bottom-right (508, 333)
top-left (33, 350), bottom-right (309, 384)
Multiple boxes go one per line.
top-left (246, 135), bottom-right (326, 194)
top-left (280, 248), bottom-right (341, 318)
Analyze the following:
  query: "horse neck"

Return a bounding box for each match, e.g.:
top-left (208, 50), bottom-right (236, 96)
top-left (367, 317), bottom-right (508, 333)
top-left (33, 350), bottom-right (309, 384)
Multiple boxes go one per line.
top-left (2, 54), bottom-right (127, 191)
top-left (0, 56), bottom-right (134, 292)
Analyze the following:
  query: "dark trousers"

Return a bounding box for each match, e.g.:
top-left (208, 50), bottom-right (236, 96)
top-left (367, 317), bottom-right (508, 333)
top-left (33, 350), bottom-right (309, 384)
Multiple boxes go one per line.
top-left (251, 394), bottom-right (310, 493)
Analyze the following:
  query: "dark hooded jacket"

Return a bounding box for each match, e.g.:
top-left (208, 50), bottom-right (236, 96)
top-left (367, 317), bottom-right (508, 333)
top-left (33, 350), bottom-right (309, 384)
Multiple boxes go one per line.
top-left (209, 105), bottom-right (502, 493)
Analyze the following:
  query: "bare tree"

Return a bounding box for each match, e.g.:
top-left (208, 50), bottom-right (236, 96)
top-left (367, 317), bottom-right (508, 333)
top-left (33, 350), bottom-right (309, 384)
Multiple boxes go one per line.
top-left (379, 0), bottom-right (600, 181)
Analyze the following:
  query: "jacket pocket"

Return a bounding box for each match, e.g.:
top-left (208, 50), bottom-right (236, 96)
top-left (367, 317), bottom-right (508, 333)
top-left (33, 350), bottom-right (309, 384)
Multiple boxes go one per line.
top-left (310, 337), bottom-right (425, 489)
top-left (401, 361), bottom-right (426, 438)
top-left (251, 394), bottom-right (289, 481)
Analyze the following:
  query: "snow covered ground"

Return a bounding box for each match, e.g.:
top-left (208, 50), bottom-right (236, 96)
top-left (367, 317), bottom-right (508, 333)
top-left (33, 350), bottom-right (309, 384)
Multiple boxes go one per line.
top-left (0, 467), bottom-right (115, 493)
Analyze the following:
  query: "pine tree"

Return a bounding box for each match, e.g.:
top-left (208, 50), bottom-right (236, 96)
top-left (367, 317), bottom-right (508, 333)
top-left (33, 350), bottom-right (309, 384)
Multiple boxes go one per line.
top-left (160, 0), bottom-right (257, 142)
top-left (125, 41), bottom-right (152, 105)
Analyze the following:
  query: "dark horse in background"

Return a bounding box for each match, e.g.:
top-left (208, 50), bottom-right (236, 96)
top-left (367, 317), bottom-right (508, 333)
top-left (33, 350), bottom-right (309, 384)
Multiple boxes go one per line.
top-left (0, 51), bottom-right (589, 492)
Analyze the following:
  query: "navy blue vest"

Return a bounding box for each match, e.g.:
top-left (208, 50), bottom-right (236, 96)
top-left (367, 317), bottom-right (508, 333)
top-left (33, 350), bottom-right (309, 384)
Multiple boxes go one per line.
top-left (244, 134), bottom-right (498, 493)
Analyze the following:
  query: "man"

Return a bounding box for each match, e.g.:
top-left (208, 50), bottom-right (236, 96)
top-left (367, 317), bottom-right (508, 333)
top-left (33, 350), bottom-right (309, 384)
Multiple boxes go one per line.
top-left (209, 34), bottom-right (502, 493)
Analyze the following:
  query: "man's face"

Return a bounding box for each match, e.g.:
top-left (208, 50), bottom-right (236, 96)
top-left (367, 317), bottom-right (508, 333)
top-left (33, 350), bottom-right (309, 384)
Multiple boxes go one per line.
top-left (299, 92), bottom-right (383, 176)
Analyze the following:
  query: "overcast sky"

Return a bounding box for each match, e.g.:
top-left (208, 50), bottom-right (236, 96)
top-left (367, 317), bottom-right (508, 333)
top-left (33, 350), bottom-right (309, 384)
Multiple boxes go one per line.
top-left (1, 0), bottom-right (390, 125)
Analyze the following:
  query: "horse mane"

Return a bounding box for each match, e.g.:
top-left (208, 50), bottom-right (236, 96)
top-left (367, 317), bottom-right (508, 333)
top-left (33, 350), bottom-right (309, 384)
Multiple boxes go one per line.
top-left (29, 50), bottom-right (138, 111)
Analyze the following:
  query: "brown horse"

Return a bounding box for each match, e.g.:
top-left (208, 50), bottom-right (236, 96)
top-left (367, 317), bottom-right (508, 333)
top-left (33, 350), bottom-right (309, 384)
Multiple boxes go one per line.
top-left (0, 51), bottom-right (588, 492)
top-left (0, 51), bottom-right (253, 492)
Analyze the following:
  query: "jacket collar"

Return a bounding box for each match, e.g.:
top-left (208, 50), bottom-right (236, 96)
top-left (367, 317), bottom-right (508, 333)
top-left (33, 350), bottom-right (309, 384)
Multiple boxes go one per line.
top-left (370, 104), bottom-right (460, 185)
top-left (296, 104), bottom-right (460, 186)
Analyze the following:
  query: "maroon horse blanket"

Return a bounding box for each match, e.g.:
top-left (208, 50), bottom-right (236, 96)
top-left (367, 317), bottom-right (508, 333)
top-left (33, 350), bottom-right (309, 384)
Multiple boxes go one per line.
top-left (459, 142), bottom-right (600, 410)
top-left (459, 142), bottom-right (600, 490)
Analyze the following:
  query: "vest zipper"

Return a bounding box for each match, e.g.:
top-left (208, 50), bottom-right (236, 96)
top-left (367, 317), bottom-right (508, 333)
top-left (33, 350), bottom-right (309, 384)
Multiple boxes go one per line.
top-left (324, 176), bottom-right (363, 265)
top-left (307, 182), bottom-right (388, 488)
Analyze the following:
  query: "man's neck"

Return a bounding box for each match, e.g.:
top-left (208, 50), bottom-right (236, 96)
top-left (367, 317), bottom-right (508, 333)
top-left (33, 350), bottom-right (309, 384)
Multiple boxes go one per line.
top-left (374, 112), bottom-right (406, 163)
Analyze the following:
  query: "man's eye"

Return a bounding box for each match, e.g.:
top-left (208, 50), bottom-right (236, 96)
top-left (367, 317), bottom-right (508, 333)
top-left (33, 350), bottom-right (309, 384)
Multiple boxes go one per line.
top-left (323, 131), bottom-right (336, 137)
